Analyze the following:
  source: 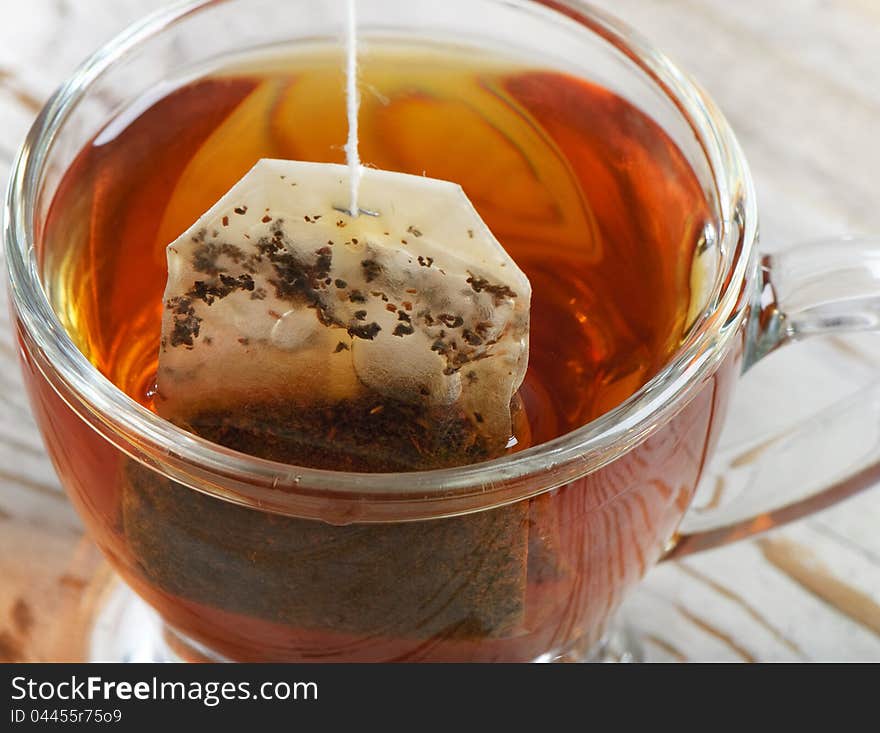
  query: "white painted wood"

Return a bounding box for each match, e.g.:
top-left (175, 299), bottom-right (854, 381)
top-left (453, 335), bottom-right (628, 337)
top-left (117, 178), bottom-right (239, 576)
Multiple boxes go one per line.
top-left (0, 0), bottom-right (878, 662)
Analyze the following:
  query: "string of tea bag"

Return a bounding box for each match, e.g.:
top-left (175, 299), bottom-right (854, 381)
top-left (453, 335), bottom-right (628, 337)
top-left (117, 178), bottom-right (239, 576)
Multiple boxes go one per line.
top-left (344, 0), bottom-right (362, 217)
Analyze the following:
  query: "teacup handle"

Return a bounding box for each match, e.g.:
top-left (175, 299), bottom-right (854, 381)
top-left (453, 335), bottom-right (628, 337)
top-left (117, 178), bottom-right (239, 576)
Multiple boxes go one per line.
top-left (667, 237), bottom-right (880, 558)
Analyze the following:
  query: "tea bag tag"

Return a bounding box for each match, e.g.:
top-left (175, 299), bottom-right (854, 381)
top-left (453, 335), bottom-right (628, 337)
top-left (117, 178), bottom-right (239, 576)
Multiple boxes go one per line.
top-left (158, 159), bottom-right (530, 452)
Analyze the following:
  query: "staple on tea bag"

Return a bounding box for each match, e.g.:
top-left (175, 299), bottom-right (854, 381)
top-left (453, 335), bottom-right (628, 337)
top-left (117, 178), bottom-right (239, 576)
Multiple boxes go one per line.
top-left (157, 159), bottom-right (530, 469)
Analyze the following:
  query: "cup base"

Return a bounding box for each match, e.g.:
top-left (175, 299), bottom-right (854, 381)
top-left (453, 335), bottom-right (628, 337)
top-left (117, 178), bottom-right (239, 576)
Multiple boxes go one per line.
top-left (88, 582), bottom-right (176, 662)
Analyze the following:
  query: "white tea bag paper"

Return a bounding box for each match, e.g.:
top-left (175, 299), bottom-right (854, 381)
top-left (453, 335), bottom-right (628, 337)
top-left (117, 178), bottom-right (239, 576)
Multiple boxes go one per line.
top-left (157, 159), bottom-right (530, 469)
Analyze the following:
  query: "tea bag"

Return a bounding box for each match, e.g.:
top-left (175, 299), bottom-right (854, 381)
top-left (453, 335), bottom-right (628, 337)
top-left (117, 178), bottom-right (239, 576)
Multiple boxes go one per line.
top-left (131, 158), bottom-right (535, 645)
top-left (156, 158), bottom-right (531, 470)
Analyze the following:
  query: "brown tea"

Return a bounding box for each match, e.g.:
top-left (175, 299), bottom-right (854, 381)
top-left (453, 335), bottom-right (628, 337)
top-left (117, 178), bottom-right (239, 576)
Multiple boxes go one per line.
top-left (36, 43), bottom-right (714, 661)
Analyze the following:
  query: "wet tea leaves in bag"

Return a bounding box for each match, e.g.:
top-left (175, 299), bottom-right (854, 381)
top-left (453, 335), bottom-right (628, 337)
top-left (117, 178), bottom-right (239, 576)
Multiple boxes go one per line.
top-left (123, 463), bottom-right (530, 642)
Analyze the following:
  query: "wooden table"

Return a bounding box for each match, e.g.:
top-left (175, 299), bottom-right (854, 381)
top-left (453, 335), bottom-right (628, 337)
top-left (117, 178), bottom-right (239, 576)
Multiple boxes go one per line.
top-left (1, 0), bottom-right (879, 662)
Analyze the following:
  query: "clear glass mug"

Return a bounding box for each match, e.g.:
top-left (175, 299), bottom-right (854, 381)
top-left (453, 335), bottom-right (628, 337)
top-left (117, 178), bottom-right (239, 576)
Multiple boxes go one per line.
top-left (4, 0), bottom-right (878, 662)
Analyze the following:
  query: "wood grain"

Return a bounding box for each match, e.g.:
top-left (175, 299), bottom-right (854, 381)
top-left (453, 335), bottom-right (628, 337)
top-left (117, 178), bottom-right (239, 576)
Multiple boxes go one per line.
top-left (1, 0), bottom-right (879, 662)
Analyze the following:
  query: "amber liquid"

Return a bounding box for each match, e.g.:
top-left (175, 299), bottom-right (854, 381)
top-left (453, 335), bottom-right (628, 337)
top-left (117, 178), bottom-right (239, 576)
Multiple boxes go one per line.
top-left (35, 44), bottom-right (717, 661)
top-left (43, 44), bottom-right (708, 447)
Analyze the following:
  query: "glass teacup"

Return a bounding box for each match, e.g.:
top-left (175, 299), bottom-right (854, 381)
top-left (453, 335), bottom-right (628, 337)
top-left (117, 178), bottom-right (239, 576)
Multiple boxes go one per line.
top-left (5, 0), bottom-right (878, 662)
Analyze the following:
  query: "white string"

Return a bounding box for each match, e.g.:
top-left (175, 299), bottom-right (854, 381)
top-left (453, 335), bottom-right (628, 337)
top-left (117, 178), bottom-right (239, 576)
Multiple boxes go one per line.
top-left (344, 0), bottom-right (361, 217)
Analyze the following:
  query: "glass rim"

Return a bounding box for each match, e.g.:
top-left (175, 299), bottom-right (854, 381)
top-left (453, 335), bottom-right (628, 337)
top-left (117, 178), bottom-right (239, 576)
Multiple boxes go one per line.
top-left (3, 0), bottom-right (758, 516)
